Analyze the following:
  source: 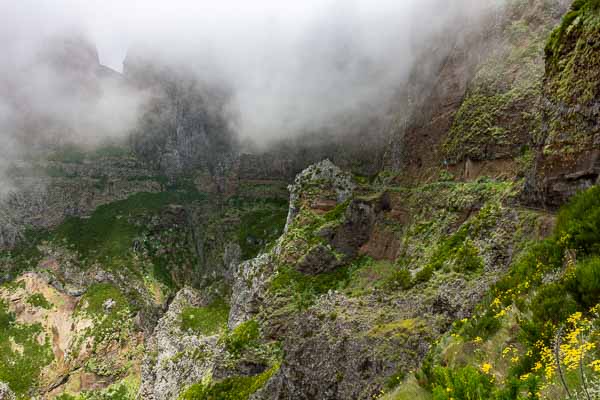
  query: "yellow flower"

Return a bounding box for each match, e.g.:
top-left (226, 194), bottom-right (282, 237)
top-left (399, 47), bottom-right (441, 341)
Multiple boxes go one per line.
top-left (589, 360), bottom-right (600, 373)
top-left (481, 363), bottom-right (492, 374)
top-left (474, 336), bottom-right (483, 343)
top-left (567, 312), bottom-right (582, 325)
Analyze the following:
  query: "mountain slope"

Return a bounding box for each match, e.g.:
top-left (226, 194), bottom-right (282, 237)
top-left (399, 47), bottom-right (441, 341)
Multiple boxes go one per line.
top-left (1, 0), bottom-right (600, 399)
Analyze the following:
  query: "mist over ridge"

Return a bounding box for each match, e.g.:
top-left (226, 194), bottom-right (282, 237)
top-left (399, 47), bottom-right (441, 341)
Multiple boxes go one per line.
top-left (0, 0), bottom-right (503, 191)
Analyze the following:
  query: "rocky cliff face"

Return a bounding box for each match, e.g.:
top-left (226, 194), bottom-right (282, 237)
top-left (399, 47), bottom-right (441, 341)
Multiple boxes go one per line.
top-left (528, 0), bottom-right (600, 207)
top-left (124, 51), bottom-right (238, 180)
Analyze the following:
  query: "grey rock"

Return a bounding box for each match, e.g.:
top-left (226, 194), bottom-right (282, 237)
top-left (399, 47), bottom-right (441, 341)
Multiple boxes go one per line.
top-left (228, 253), bottom-right (275, 329)
top-left (285, 160), bottom-right (355, 232)
top-left (0, 382), bottom-right (15, 400)
top-left (139, 287), bottom-right (218, 400)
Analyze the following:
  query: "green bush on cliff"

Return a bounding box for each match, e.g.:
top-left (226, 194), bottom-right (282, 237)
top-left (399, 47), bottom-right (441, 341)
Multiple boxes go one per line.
top-left (428, 228), bottom-right (483, 274)
top-left (238, 205), bottom-right (288, 260)
top-left (270, 265), bottom-right (351, 310)
top-left (555, 185), bottom-right (600, 255)
top-left (384, 267), bottom-right (413, 291)
top-left (568, 256), bottom-right (600, 308)
top-left (55, 192), bottom-right (170, 260)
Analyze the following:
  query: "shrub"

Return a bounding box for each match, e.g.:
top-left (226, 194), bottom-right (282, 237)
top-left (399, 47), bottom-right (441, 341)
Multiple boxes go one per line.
top-left (77, 283), bottom-right (128, 317)
top-left (414, 265), bottom-right (434, 284)
top-left (238, 205), bottom-right (288, 260)
top-left (454, 240), bottom-right (484, 273)
top-left (529, 283), bottom-right (577, 325)
top-left (431, 366), bottom-right (494, 400)
top-left (555, 186), bottom-right (600, 255)
top-left (461, 311), bottom-right (502, 341)
top-left (495, 239), bottom-right (563, 293)
top-left (384, 267), bottom-right (413, 290)
top-left (269, 265), bottom-right (351, 310)
top-left (569, 256), bottom-right (600, 308)
top-left (428, 227), bottom-right (469, 271)
top-left (0, 300), bottom-right (53, 395)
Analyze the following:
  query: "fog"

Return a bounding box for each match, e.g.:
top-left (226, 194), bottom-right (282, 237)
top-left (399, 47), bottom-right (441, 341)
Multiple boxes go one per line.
top-left (0, 0), bottom-right (501, 189)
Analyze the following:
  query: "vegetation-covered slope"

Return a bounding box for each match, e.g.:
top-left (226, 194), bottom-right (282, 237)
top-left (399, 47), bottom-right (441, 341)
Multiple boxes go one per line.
top-left (2, 0), bottom-right (600, 399)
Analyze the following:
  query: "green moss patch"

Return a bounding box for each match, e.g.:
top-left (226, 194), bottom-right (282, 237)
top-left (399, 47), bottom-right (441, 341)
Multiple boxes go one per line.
top-left (180, 299), bottom-right (230, 335)
top-left (77, 283), bottom-right (129, 318)
top-left (223, 319), bottom-right (261, 356)
top-left (178, 363), bottom-right (279, 400)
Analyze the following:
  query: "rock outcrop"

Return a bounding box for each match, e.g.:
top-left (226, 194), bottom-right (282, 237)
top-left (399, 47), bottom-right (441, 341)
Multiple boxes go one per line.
top-left (139, 288), bottom-right (218, 400)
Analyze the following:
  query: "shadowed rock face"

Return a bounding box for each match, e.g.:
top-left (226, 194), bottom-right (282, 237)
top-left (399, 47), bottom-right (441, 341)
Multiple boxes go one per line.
top-left (124, 51), bottom-right (238, 179)
top-left (524, 0), bottom-right (600, 208)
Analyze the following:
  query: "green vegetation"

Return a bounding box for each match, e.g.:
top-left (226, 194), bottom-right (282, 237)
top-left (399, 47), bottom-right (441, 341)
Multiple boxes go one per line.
top-left (429, 366), bottom-right (494, 400)
top-left (0, 228), bottom-right (49, 279)
top-left (414, 265), bottom-right (434, 285)
top-left (180, 299), bottom-right (230, 335)
top-left (48, 144), bottom-right (87, 164)
top-left (569, 256), bottom-right (600, 308)
top-left (0, 300), bottom-right (53, 397)
top-left (77, 283), bottom-right (129, 317)
top-left (555, 185), bottom-right (600, 255)
top-left (342, 258), bottom-right (404, 295)
top-left (546, 0), bottom-right (600, 70)
top-left (270, 264), bottom-right (351, 311)
top-left (443, 4), bottom-right (550, 163)
top-left (405, 186), bottom-right (600, 399)
top-left (238, 204), bottom-right (288, 260)
top-left (322, 200), bottom-right (350, 223)
top-left (47, 143), bottom-right (132, 164)
top-left (75, 283), bottom-right (136, 353)
top-left (427, 228), bottom-right (483, 274)
top-left (55, 377), bottom-right (138, 399)
top-left (384, 267), bottom-right (414, 291)
top-left (26, 293), bottom-right (52, 309)
top-left (223, 319), bottom-right (261, 356)
top-left (178, 364), bottom-right (279, 400)
top-left (55, 192), bottom-right (192, 261)
top-left (543, 0), bottom-right (600, 157)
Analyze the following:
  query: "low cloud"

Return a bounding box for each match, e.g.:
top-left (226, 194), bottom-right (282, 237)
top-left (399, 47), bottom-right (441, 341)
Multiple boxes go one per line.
top-left (0, 0), bottom-right (502, 190)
